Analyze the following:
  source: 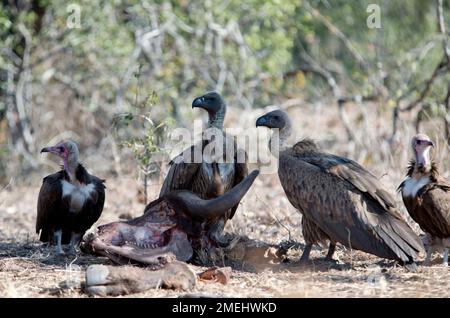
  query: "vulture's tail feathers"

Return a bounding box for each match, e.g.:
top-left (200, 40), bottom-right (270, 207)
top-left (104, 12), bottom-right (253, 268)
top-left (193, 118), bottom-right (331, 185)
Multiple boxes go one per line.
top-left (376, 215), bottom-right (424, 264)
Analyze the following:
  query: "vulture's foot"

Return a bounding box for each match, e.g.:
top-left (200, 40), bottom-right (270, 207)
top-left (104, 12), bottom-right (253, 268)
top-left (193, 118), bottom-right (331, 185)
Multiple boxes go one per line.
top-left (323, 257), bottom-right (340, 265)
top-left (324, 243), bottom-right (336, 262)
top-left (68, 246), bottom-right (78, 255)
top-left (69, 233), bottom-right (82, 255)
top-left (85, 262), bottom-right (196, 296)
top-left (55, 247), bottom-right (65, 256)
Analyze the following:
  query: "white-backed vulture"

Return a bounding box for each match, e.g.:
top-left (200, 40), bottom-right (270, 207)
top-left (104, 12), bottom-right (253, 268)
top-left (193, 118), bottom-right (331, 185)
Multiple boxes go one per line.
top-left (36, 140), bottom-right (105, 254)
top-left (398, 134), bottom-right (450, 266)
top-left (159, 92), bottom-right (248, 244)
top-left (256, 110), bottom-right (424, 269)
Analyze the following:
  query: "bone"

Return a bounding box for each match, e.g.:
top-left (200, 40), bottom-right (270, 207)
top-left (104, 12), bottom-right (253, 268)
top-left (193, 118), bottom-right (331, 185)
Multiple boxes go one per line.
top-left (85, 261), bottom-right (197, 296)
top-left (86, 265), bottom-right (111, 286)
top-left (88, 228), bottom-right (193, 265)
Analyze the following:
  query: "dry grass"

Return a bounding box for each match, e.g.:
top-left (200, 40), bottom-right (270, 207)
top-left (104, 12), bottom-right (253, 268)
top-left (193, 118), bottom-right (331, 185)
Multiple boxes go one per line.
top-left (1, 102), bottom-right (450, 298)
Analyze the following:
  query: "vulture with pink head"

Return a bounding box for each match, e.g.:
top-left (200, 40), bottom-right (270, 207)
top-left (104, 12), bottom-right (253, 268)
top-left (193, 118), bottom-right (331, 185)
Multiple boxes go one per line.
top-left (36, 140), bottom-right (105, 255)
top-left (256, 110), bottom-right (424, 269)
top-left (398, 134), bottom-right (450, 266)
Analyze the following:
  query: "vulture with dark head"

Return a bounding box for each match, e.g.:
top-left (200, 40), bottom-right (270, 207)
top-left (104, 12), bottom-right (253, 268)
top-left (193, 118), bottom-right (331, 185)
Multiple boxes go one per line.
top-left (256, 110), bottom-right (424, 269)
top-left (159, 92), bottom-right (248, 245)
top-left (398, 134), bottom-right (450, 265)
top-left (37, 140), bottom-right (105, 254)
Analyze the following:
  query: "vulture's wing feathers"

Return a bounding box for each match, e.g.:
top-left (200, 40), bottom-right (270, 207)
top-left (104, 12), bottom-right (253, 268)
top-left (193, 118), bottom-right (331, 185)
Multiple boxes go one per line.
top-left (420, 183), bottom-right (450, 236)
top-left (279, 152), bottom-right (423, 262)
top-left (85, 175), bottom-right (106, 225)
top-left (159, 144), bottom-right (202, 197)
top-left (299, 153), bottom-right (401, 218)
top-left (228, 146), bottom-right (248, 219)
top-left (36, 173), bottom-right (63, 240)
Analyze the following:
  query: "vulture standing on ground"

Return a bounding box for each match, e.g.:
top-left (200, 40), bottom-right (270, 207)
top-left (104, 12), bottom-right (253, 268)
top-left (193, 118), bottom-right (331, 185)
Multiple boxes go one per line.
top-left (159, 92), bottom-right (248, 244)
top-left (256, 110), bottom-right (424, 268)
top-left (36, 140), bottom-right (105, 255)
top-left (398, 134), bottom-right (450, 266)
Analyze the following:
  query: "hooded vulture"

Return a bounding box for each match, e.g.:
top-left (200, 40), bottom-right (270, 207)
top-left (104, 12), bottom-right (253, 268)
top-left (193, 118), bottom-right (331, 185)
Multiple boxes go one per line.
top-left (159, 92), bottom-right (248, 244)
top-left (256, 110), bottom-right (424, 268)
top-left (398, 134), bottom-right (450, 266)
top-left (36, 140), bottom-right (105, 255)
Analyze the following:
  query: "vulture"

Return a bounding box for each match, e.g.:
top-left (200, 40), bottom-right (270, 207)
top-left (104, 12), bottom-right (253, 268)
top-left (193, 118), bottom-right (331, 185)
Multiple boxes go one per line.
top-left (36, 140), bottom-right (105, 255)
top-left (159, 92), bottom-right (248, 244)
top-left (398, 134), bottom-right (450, 266)
top-left (256, 110), bottom-right (424, 268)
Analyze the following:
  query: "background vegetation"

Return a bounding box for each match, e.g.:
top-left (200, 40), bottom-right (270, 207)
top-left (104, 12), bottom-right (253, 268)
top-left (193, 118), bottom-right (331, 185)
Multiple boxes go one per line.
top-left (1, 0), bottom-right (450, 184)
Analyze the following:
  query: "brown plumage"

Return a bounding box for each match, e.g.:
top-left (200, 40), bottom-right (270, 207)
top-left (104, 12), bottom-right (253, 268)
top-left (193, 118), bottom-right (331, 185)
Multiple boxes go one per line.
top-left (37, 141), bottom-right (105, 255)
top-left (398, 134), bottom-right (450, 265)
top-left (256, 110), bottom-right (424, 268)
top-left (159, 92), bottom-right (248, 244)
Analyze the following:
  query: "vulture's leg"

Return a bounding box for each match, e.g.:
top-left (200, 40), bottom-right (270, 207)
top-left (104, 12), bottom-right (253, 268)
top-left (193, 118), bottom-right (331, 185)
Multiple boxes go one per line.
top-left (299, 243), bottom-right (312, 264)
top-left (425, 247), bottom-right (433, 266)
top-left (324, 243), bottom-right (336, 261)
top-left (69, 233), bottom-right (82, 254)
top-left (443, 248), bottom-right (448, 266)
top-left (54, 230), bottom-right (65, 255)
top-left (208, 219), bottom-right (228, 247)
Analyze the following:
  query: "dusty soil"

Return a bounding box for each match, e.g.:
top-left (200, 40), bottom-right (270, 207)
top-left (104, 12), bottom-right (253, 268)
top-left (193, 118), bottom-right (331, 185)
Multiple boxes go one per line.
top-left (1, 174), bottom-right (449, 298)
top-left (1, 103), bottom-right (449, 298)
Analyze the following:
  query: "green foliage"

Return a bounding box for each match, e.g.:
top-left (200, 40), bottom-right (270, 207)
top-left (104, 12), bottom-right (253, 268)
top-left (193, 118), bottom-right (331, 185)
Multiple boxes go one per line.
top-left (112, 67), bottom-right (174, 177)
top-left (2, 0), bottom-right (450, 177)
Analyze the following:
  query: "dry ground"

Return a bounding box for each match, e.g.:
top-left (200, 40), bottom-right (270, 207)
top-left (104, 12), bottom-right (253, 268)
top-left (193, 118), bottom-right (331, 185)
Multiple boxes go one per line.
top-left (1, 102), bottom-right (449, 298)
top-left (0, 176), bottom-right (449, 298)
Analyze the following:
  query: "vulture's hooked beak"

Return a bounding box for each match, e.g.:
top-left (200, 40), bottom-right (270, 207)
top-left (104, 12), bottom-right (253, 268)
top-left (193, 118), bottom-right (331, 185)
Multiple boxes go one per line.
top-left (192, 96), bottom-right (205, 109)
top-left (40, 146), bottom-right (53, 153)
top-left (40, 146), bottom-right (61, 155)
top-left (428, 141), bottom-right (435, 147)
top-left (255, 116), bottom-right (269, 127)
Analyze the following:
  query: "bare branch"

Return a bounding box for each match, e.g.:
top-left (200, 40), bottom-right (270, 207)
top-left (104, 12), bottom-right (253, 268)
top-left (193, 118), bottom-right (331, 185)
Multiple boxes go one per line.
top-left (304, 1), bottom-right (370, 72)
top-left (437, 0), bottom-right (450, 65)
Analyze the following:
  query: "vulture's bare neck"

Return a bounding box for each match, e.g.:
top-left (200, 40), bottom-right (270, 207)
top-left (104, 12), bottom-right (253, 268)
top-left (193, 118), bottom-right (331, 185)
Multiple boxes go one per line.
top-left (408, 147), bottom-right (434, 179)
top-left (64, 154), bottom-right (79, 182)
top-left (208, 108), bottom-right (226, 129)
top-left (269, 126), bottom-right (292, 156)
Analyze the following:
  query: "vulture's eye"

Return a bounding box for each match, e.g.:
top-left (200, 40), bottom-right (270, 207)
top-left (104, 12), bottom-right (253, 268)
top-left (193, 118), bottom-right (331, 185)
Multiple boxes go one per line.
top-left (58, 146), bottom-right (64, 152)
top-left (274, 116), bottom-right (280, 120)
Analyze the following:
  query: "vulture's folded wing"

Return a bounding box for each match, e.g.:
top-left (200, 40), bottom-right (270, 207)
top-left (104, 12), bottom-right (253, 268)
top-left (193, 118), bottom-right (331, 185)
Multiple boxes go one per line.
top-left (36, 174), bottom-right (62, 234)
top-left (420, 185), bottom-right (450, 236)
top-left (85, 176), bottom-right (106, 225)
top-left (159, 144), bottom-right (202, 197)
top-left (228, 146), bottom-right (248, 219)
top-left (298, 153), bottom-right (402, 219)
